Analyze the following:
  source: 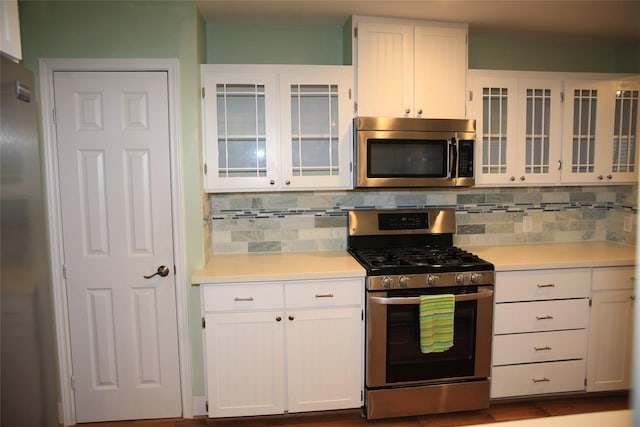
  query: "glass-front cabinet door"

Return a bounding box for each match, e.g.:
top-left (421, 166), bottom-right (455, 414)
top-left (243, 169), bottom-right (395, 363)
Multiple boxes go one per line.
top-left (202, 65), bottom-right (353, 192)
top-left (610, 84), bottom-right (639, 181)
top-left (516, 79), bottom-right (563, 185)
top-left (202, 68), bottom-right (279, 191)
top-left (279, 68), bottom-right (353, 190)
top-left (470, 76), bottom-right (518, 185)
top-left (561, 79), bottom-right (639, 184)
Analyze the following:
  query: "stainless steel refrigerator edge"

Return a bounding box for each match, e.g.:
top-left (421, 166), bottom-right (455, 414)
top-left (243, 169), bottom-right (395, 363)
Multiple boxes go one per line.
top-left (1, 54), bottom-right (59, 426)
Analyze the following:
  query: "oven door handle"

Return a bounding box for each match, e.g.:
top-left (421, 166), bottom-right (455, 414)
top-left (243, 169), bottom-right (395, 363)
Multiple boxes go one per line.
top-left (369, 289), bottom-right (494, 305)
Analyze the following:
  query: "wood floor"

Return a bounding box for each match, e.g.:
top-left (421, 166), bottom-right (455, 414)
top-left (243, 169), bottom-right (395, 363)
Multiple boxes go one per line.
top-left (87, 393), bottom-right (629, 427)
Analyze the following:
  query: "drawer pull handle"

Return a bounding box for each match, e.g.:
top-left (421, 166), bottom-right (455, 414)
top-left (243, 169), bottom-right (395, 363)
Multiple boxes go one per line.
top-left (532, 377), bottom-right (550, 383)
top-left (234, 297), bottom-right (254, 302)
top-left (534, 346), bottom-right (552, 351)
top-left (537, 283), bottom-right (555, 288)
top-left (315, 293), bottom-right (334, 298)
top-left (536, 315), bottom-right (554, 320)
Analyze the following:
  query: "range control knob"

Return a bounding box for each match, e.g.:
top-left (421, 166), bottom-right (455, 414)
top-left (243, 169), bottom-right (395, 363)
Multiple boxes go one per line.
top-left (470, 273), bottom-right (482, 284)
top-left (398, 276), bottom-right (409, 287)
top-left (381, 276), bottom-right (392, 288)
top-left (455, 273), bottom-right (466, 285)
top-left (426, 274), bottom-right (439, 286)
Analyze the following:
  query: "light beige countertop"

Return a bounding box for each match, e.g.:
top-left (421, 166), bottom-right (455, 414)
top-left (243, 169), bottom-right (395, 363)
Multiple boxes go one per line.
top-left (191, 250), bottom-right (365, 285)
top-left (466, 241), bottom-right (636, 271)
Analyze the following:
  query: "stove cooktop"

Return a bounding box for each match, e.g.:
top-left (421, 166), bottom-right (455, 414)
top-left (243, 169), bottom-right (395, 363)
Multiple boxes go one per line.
top-left (349, 245), bottom-right (494, 276)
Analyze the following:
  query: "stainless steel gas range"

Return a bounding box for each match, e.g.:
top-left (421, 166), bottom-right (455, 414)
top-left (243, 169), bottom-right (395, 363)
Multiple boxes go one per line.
top-left (347, 208), bottom-right (495, 420)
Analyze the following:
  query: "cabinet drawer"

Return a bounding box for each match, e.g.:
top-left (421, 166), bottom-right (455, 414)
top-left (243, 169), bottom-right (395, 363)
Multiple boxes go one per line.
top-left (592, 266), bottom-right (635, 291)
top-left (285, 279), bottom-right (362, 308)
top-left (494, 299), bottom-right (589, 334)
top-left (495, 269), bottom-right (590, 302)
top-left (491, 360), bottom-right (586, 398)
top-left (202, 283), bottom-right (283, 312)
top-left (493, 329), bottom-right (587, 366)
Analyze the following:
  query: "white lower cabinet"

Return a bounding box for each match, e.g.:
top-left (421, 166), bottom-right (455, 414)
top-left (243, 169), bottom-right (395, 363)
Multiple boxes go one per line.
top-left (491, 269), bottom-right (590, 398)
top-left (586, 266), bottom-right (635, 392)
top-left (201, 278), bottom-right (364, 418)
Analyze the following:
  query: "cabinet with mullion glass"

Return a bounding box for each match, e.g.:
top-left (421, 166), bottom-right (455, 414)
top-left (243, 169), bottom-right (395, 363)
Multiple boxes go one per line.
top-left (517, 80), bottom-right (562, 185)
top-left (561, 79), bottom-right (639, 184)
top-left (202, 64), bottom-right (352, 192)
top-left (469, 72), bottom-right (561, 185)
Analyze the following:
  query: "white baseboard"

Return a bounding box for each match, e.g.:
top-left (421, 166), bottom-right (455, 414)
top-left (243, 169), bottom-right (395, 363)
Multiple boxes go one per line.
top-left (192, 395), bottom-right (207, 417)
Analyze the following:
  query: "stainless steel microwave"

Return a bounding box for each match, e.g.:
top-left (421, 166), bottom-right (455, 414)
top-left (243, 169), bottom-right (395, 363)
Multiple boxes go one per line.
top-left (354, 117), bottom-right (476, 188)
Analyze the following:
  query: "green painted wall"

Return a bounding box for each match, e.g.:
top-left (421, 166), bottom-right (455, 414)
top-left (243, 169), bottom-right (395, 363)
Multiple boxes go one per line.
top-left (468, 35), bottom-right (640, 72)
top-left (206, 20), bottom-right (640, 73)
top-left (18, 0), bottom-right (207, 397)
top-left (206, 22), bottom-right (344, 64)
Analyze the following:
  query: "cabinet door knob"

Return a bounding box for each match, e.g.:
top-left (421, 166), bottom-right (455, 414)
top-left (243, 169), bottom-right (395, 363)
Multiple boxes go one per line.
top-left (285, 180), bottom-right (291, 185)
top-left (607, 174), bottom-right (613, 180)
top-left (417, 109), bottom-right (423, 115)
top-left (597, 175), bottom-right (604, 180)
top-left (276, 316), bottom-right (282, 322)
top-left (509, 176), bottom-right (516, 182)
top-left (519, 176), bottom-right (525, 181)
top-left (288, 315), bottom-right (295, 321)
top-left (405, 108), bottom-right (411, 114)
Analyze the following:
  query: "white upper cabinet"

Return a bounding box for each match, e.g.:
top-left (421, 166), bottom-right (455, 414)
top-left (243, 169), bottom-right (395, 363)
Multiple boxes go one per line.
top-left (354, 16), bottom-right (467, 119)
top-left (201, 64), bottom-right (353, 192)
top-left (469, 70), bottom-right (640, 186)
top-left (469, 72), bottom-right (562, 185)
top-left (0, 0), bottom-right (22, 61)
top-left (561, 79), bottom-right (640, 184)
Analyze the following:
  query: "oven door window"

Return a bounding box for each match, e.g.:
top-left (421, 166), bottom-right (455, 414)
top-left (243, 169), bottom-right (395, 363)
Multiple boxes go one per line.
top-left (386, 299), bottom-right (476, 383)
top-left (367, 139), bottom-right (448, 178)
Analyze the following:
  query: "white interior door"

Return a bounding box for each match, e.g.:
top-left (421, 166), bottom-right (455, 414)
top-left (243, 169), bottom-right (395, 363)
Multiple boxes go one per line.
top-left (53, 71), bottom-right (181, 423)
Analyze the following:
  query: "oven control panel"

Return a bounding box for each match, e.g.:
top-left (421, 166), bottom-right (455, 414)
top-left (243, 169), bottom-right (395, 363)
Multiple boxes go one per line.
top-left (368, 271), bottom-right (495, 290)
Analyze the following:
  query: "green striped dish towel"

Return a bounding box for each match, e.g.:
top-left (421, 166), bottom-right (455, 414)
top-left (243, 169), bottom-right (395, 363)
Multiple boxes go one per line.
top-left (419, 294), bottom-right (455, 353)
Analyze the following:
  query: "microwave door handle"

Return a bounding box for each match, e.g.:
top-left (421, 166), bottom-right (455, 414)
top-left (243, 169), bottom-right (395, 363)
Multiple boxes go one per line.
top-left (448, 138), bottom-right (457, 178)
top-left (369, 289), bottom-right (494, 305)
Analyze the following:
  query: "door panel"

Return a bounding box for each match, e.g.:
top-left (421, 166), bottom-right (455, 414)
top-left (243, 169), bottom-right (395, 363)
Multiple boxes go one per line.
top-left (54, 71), bottom-right (181, 422)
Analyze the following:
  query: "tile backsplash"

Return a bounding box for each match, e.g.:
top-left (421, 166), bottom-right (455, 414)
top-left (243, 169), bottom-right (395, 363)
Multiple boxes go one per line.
top-left (208, 185), bottom-right (637, 254)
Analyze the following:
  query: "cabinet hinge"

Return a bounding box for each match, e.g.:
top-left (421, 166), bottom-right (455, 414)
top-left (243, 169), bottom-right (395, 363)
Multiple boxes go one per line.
top-left (589, 298), bottom-right (593, 307)
top-left (560, 91), bottom-right (565, 103)
top-left (354, 26), bottom-right (358, 38)
top-left (205, 401), bottom-right (209, 412)
top-left (201, 317), bottom-right (206, 328)
top-left (558, 160), bottom-right (562, 170)
top-left (350, 161), bottom-right (353, 173)
top-left (52, 108), bottom-right (57, 124)
top-left (348, 88), bottom-right (352, 100)
top-left (203, 163), bottom-right (208, 175)
top-left (361, 389), bottom-right (364, 401)
top-left (201, 87), bottom-right (205, 99)
top-left (361, 309), bottom-right (364, 321)
top-left (468, 90), bottom-right (473, 102)
top-left (62, 264), bottom-right (67, 280)
top-left (584, 377), bottom-right (588, 387)
top-left (354, 101), bottom-right (358, 114)
top-left (70, 375), bottom-right (76, 390)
